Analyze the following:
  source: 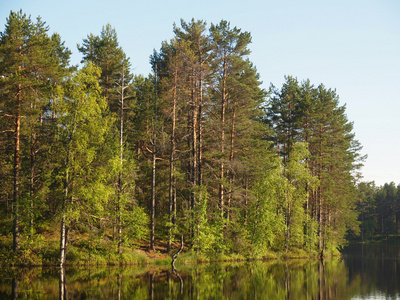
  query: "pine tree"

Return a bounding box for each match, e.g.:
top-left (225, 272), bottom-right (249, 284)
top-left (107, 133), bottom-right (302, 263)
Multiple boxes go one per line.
top-left (355, 181), bottom-right (377, 241)
top-left (155, 38), bottom-right (182, 251)
top-left (0, 10), bottom-right (71, 252)
top-left (267, 77), bottom-right (364, 252)
top-left (309, 84), bottom-right (362, 251)
top-left (209, 20), bottom-right (252, 220)
top-left (151, 19), bottom-right (268, 254)
top-left (154, 19), bottom-right (212, 250)
top-left (173, 19), bottom-right (211, 208)
top-left (266, 76), bottom-right (302, 165)
top-left (78, 24), bottom-right (131, 114)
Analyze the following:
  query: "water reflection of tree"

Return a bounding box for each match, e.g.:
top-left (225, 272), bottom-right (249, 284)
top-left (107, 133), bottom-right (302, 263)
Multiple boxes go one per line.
top-left (118, 273), bottom-right (122, 300)
top-left (345, 243), bottom-right (400, 298)
top-left (59, 267), bottom-right (67, 300)
top-left (12, 277), bottom-right (18, 300)
top-left (149, 272), bottom-right (154, 300)
top-left (172, 267), bottom-right (183, 295)
top-left (3, 254), bottom-right (398, 299)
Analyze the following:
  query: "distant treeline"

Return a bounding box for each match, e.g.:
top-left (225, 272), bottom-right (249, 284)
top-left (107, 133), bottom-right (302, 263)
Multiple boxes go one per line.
top-left (0, 10), bottom-right (368, 265)
top-left (355, 182), bottom-right (400, 241)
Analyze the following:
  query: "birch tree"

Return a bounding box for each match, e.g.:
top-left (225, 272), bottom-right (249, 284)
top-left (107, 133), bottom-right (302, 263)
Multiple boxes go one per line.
top-left (56, 63), bottom-right (115, 266)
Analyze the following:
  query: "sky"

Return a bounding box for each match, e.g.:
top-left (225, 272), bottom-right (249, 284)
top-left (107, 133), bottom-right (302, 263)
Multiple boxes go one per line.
top-left (1, 0), bottom-right (399, 186)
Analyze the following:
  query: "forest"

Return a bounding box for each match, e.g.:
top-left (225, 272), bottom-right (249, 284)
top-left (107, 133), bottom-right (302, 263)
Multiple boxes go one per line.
top-left (0, 10), bottom-right (396, 266)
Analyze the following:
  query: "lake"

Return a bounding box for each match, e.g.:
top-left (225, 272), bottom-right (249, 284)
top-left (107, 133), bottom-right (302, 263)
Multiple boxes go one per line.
top-left (0, 243), bottom-right (399, 299)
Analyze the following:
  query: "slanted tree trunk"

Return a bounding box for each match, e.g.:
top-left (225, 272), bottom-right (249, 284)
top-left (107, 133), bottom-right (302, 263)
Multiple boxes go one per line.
top-left (171, 235), bottom-right (184, 270)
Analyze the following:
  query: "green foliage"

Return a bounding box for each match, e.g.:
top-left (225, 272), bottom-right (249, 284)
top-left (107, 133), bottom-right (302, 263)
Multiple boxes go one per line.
top-left (267, 76), bottom-right (364, 252)
top-left (78, 23), bottom-right (132, 115)
top-left (122, 205), bottom-right (150, 245)
top-left (191, 187), bottom-right (227, 255)
top-left (0, 12), bottom-right (368, 264)
top-left (304, 217), bottom-right (319, 252)
top-left (0, 9), bottom-right (73, 253)
top-left (353, 181), bottom-right (400, 241)
top-left (285, 142), bottom-right (319, 250)
top-left (249, 157), bottom-right (286, 257)
top-left (56, 62), bottom-right (116, 211)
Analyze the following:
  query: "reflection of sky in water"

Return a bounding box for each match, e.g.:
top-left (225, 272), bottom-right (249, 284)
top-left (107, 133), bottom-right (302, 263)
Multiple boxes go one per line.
top-left (343, 243), bottom-right (400, 300)
top-left (352, 291), bottom-right (400, 300)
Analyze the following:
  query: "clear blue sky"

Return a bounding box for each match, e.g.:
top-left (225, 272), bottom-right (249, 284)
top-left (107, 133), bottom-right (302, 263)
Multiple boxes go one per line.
top-left (1, 0), bottom-right (399, 186)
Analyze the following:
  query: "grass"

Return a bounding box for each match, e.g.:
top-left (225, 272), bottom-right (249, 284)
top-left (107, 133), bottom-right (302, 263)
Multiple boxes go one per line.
top-left (0, 238), bottom-right (323, 267)
top-left (1, 224), bottom-right (353, 267)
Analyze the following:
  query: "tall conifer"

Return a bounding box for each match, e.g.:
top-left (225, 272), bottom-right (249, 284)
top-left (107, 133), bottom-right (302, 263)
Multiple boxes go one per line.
top-left (0, 10), bottom-right (71, 252)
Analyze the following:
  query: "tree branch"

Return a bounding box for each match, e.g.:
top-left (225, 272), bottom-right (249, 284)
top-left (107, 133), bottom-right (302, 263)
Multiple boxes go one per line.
top-left (171, 235), bottom-right (184, 270)
top-left (1, 129), bottom-right (15, 134)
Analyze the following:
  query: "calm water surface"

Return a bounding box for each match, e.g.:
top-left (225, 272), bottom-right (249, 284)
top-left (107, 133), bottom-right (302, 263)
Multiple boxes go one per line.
top-left (0, 244), bottom-right (399, 299)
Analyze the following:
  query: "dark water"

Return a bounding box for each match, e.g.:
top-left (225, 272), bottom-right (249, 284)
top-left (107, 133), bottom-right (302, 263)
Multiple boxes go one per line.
top-left (0, 244), bottom-right (399, 299)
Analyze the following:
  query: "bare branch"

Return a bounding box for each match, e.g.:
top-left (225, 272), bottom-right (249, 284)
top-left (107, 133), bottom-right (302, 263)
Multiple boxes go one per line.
top-left (86, 213), bottom-right (112, 222)
top-left (1, 129), bottom-right (15, 134)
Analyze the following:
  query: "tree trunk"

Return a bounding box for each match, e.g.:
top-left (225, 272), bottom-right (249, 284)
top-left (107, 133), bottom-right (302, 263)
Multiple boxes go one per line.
top-left (59, 265), bottom-right (66, 299)
top-left (227, 105), bottom-right (236, 223)
top-left (29, 104), bottom-right (41, 237)
top-left (318, 126), bottom-right (324, 251)
top-left (171, 235), bottom-right (184, 270)
top-left (150, 120), bottom-right (156, 251)
top-left (198, 74), bottom-right (203, 187)
top-left (197, 39), bottom-right (205, 188)
top-left (12, 277), bottom-right (19, 300)
top-left (244, 176), bottom-right (248, 225)
top-left (118, 184), bottom-right (122, 254)
top-left (60, 163), bottom-right (70, 266)
top-left (168, 67), bottom-right (177, 252)
top-left (60, 214), bottom-right (67, 266)
top-left (118, 65), bottom-right (127, 255)
top-left (150, 65), bottom-right (158, 251)
top-left (13, 83), bottom-right (21, 253)
top-left (286, 199), bottom-right (291, 253)
top-left (60, 139), bottom-right (72, 267)
top-left (191, 67), bottom-right (198, 211)
top-left (318, 186), bottom-right (323, 250)
top-left (30, 128), bottom-right (35, 236)
top-left (187, 67), bottom-right (198, 239)
top-left (219, 61), bottom-right (227, 219)
top-left (60, 179), bottom-right (70, 267)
